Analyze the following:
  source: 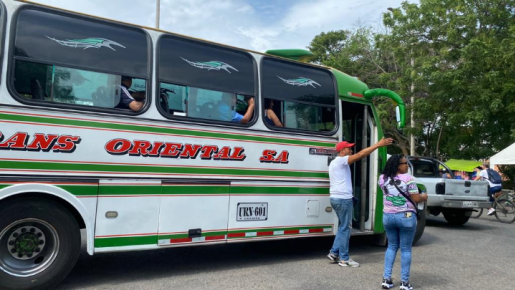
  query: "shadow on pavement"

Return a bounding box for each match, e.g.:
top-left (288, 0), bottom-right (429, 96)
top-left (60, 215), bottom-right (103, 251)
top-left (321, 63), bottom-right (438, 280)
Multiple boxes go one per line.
top-left (425, 216), bottom-right (495, 231)
top-left (58, 235), bottom-right (384, 289)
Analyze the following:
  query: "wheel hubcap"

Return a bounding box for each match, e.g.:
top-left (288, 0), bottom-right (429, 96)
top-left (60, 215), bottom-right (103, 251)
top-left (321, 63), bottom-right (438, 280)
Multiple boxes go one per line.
top-left (0, 219), bottom-right (59, 277)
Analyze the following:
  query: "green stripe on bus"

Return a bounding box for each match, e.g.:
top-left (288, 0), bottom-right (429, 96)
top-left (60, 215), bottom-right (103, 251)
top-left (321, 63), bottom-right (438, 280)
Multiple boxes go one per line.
top-left (0, 184), bottom-right (97, 196)
top-left (94, 235), bottom-right (157, 248)
top-left (0, 113), bottom-right (334, 147)
top-left (0, 160), bottom-right (329, 179)
top-left (231, 186), bottom-right (328, 195)
top-left (99, 185), bottom-right (161, 196)
top-left (161, 185), bottom-right (229, 195)
top-left (59, 185), bottom-right (98, 196)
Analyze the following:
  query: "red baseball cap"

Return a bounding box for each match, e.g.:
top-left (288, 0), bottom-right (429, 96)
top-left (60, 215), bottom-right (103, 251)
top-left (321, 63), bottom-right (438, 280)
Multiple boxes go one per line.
top-left (335, 141), bottom-right (355, 152)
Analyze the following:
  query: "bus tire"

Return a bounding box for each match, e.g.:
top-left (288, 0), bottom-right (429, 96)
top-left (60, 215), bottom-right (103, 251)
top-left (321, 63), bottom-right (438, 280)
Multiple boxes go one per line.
top-left (0, 197), bottom-right (81, 290)
top-left (443, 210), bottom-right (470, 226)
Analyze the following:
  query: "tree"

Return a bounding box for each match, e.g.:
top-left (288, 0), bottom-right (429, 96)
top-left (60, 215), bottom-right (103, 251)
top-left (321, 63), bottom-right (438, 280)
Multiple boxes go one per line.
top-left (308, 0), bottom-right (515, 160)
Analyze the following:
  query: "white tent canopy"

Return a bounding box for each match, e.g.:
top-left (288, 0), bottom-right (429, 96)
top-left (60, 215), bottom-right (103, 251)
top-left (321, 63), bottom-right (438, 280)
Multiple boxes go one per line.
top-left (490, 142), bottom-right (515, 168)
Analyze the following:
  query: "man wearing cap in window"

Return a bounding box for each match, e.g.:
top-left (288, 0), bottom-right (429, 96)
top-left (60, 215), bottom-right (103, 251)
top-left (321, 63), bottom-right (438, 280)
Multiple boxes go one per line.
top-left (118, 76), bottom-right (144, 112)
top-left (327, 137), bottom-right (393, 267)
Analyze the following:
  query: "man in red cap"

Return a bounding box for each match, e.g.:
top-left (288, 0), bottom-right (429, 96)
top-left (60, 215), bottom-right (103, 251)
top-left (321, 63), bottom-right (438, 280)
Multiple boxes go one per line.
top-left (327, 137), bottom-right (393, 267)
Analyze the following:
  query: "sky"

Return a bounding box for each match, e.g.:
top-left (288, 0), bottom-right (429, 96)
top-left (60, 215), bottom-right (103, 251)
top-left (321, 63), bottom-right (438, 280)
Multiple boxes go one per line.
top-left (31, 0), bottom-right (418, 52)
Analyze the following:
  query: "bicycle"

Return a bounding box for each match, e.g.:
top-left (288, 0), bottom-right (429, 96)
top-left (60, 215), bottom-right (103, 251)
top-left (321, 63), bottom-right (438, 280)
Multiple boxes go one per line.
top-left (470, 208), bottom-right (483, 218)
top-left (470, 190), bottom-right (515, 223)
top-left (493, 191), bottom-right (515, 223)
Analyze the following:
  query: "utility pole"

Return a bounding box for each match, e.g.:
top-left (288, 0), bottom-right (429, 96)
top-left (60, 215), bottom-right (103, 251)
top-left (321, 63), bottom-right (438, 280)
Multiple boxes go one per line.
top-left (156, 0), bottom-right (160, 29)
top-left (410, 56), bottom-right (415, 156)
top-left (389, 7), bottom-right (416, 156)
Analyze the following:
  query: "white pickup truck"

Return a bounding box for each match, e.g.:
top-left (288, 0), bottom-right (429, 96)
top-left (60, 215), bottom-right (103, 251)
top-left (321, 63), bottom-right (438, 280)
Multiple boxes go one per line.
top-left (406, 156), bottom-right (491, 225)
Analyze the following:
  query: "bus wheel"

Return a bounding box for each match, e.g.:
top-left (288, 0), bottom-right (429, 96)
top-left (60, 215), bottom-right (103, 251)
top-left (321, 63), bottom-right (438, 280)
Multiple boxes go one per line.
top-left (0, 198), bottom-right (81, 290)
top-left (413, 210), bottom-right (426, 245)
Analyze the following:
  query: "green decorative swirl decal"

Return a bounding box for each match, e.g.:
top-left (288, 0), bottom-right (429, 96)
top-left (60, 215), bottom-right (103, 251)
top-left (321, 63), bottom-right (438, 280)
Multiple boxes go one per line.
top-left (46, 36), bottom-right (125, 51)
top-left (181, 57), bottom-right (238, 73)
top-left (277, 76), bottom-right (321, 88)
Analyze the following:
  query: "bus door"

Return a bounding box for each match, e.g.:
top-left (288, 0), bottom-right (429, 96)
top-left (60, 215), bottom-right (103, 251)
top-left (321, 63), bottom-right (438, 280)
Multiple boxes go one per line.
top-left (341, 101), bottom-right (376, 232)
top-left (157, 181), bottom-right (230, 246)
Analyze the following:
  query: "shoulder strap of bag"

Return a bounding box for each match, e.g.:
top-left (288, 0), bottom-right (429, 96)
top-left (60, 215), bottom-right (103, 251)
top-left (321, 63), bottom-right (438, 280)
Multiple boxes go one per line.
top-left (390, 179), bottom-right (420, 216)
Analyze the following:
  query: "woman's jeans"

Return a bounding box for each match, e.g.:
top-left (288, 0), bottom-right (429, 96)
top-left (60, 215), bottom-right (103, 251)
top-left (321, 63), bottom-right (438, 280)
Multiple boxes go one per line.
top-left (383, 212), bottom-right (417, 282)
top-left (329, 198), bottom-right (353, 261)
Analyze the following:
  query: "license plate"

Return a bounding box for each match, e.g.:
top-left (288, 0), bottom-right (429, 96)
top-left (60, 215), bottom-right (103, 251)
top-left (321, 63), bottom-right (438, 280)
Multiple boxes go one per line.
top-left (462, 201), bottom-right (478, 208)
top-left (237, 203), bottom-right (268, 221)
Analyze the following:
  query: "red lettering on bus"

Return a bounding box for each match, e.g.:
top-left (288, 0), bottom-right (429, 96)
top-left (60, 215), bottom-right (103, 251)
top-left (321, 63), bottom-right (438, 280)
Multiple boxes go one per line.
top-left (230, 147), bottom-right (246, 161)
top-left (105, 138), bottom-right (132, 155)
top-left (26, 133), bottom-right (59, 151)
top-left (52, 135), bottom-right (81, 152)
top-left (213, 146), bottom-right (231, 160)
top-left (179, 144), bottom-right (202, 159)
top-left (129, 140), bottom-right (152, 156)
top-left (148, 142), bottom-right (164, 157)
top-left (259, 149), bottom-right (276, 162)
top-left (161, 143), bottom-right (183, 158)
top-left (200, 145), bottom-right (218, 159)
top-left (274, 151), bottom-right (289, 163)
top-left (0, 132), bottom-right (28, 149)
top-left (259, 149), bottom-right (288, 163)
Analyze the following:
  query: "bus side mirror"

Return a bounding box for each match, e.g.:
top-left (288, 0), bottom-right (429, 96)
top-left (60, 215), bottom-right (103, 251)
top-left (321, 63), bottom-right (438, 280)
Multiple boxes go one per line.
top-left (395, 106), bottom-right (402, 130)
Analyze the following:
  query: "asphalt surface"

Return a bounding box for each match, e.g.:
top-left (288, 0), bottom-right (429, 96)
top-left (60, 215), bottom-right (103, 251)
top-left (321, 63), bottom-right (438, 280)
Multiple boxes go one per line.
top-left (57, 214), bottom-right (514, 290)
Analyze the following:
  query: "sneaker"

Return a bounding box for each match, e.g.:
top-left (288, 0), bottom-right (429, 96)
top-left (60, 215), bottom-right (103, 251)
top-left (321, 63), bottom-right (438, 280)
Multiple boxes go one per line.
top-left (327, 252), bottom-right (339, 262)
top-left (399, 281), bottom-right (413, 290)
top-left (338, 258), bottom-right (360, 267)
top-left (487, 208), bottom-right (496, 216)
top-left (382, 278), bottom-right (394, 289)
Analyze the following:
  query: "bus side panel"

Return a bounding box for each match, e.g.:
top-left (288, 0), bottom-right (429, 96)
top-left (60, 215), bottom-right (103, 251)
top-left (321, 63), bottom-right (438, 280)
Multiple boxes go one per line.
top-left (94, 180), bottom-right (161, 250)
top-left (157, 182), bottom-right (230, 246)
top-left (227, 181), bottom-right (334, 242)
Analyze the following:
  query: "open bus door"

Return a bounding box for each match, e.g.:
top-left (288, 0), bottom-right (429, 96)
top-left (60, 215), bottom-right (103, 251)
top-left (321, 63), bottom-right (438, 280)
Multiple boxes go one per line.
top-left (340, 101), bottom-right (376, 232)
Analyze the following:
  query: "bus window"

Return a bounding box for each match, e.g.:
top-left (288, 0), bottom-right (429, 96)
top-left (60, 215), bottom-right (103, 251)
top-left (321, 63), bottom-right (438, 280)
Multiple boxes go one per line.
top-left (0, 2), bottom-right (4, 82)
top-left (11, 8), bottom-right (149, 112)
top-left (261, 57), bottom-right (337, 133)
top-left (159, 82), bottom-right (252, 123)
top-left (158, 35), bottom-right (256, 124)
top-left (14, 61), bottom-right (129, 108)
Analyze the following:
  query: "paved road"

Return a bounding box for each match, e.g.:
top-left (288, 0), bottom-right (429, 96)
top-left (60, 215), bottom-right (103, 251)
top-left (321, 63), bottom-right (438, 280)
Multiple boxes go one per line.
top-left (57, 215), bottom-right (514, 290)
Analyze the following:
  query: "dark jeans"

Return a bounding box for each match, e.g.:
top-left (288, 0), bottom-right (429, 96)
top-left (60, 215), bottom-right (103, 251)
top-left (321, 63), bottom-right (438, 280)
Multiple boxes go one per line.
top-left (489, 185), bottom-right (502, 203)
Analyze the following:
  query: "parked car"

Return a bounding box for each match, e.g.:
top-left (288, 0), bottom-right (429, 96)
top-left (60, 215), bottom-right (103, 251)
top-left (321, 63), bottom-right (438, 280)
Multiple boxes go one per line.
top-left (406, 156), bottom-right (490, 225)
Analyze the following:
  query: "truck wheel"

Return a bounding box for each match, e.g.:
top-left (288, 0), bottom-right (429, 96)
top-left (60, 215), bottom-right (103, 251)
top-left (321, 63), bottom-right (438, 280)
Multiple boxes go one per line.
top-left (413, 210), bottom-right (426, 245)
top-left (443, 210), bottom-right (470, 226)
top-left (0, 197), bottom-right (81, 290)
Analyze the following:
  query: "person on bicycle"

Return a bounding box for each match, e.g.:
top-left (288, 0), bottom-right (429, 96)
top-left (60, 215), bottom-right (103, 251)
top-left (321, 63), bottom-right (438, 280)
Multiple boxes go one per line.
top-left (475, 163), bottom-right (502, 215)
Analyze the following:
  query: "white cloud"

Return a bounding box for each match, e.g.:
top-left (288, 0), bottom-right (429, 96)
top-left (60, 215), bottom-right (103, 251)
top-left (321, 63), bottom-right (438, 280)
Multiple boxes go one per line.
top-left (30, 0), bottom-right (418, 52)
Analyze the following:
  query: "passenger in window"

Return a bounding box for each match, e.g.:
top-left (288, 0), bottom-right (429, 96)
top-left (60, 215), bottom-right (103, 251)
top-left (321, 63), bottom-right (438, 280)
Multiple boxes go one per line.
top-left (118, 76), bottom-right (144, 111)
top-left (264, 99), bottom-right (283, 127)
top-left (218, 93), bottom-right (255, 124)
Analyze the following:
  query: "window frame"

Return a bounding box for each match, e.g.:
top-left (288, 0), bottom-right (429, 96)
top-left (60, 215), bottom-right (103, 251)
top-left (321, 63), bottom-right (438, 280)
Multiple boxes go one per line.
top-left (6, 4), bottom-right (153, 116)
top-left (0, 1), bottom-right (6, 85)
top-left (156, 34), bottom-right (259, 127)
top-left (260, 56), bottom-right (339, 136)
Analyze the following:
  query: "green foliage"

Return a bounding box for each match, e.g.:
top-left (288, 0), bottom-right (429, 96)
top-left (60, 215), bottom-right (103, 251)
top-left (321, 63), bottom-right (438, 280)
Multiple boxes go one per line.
top-left (308, 0), bottom-right (515, 160)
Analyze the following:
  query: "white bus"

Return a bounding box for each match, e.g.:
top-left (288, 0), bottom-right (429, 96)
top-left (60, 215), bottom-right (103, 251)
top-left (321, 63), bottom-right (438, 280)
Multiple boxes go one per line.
top-left (0, 0), bottom-right (425, 289)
